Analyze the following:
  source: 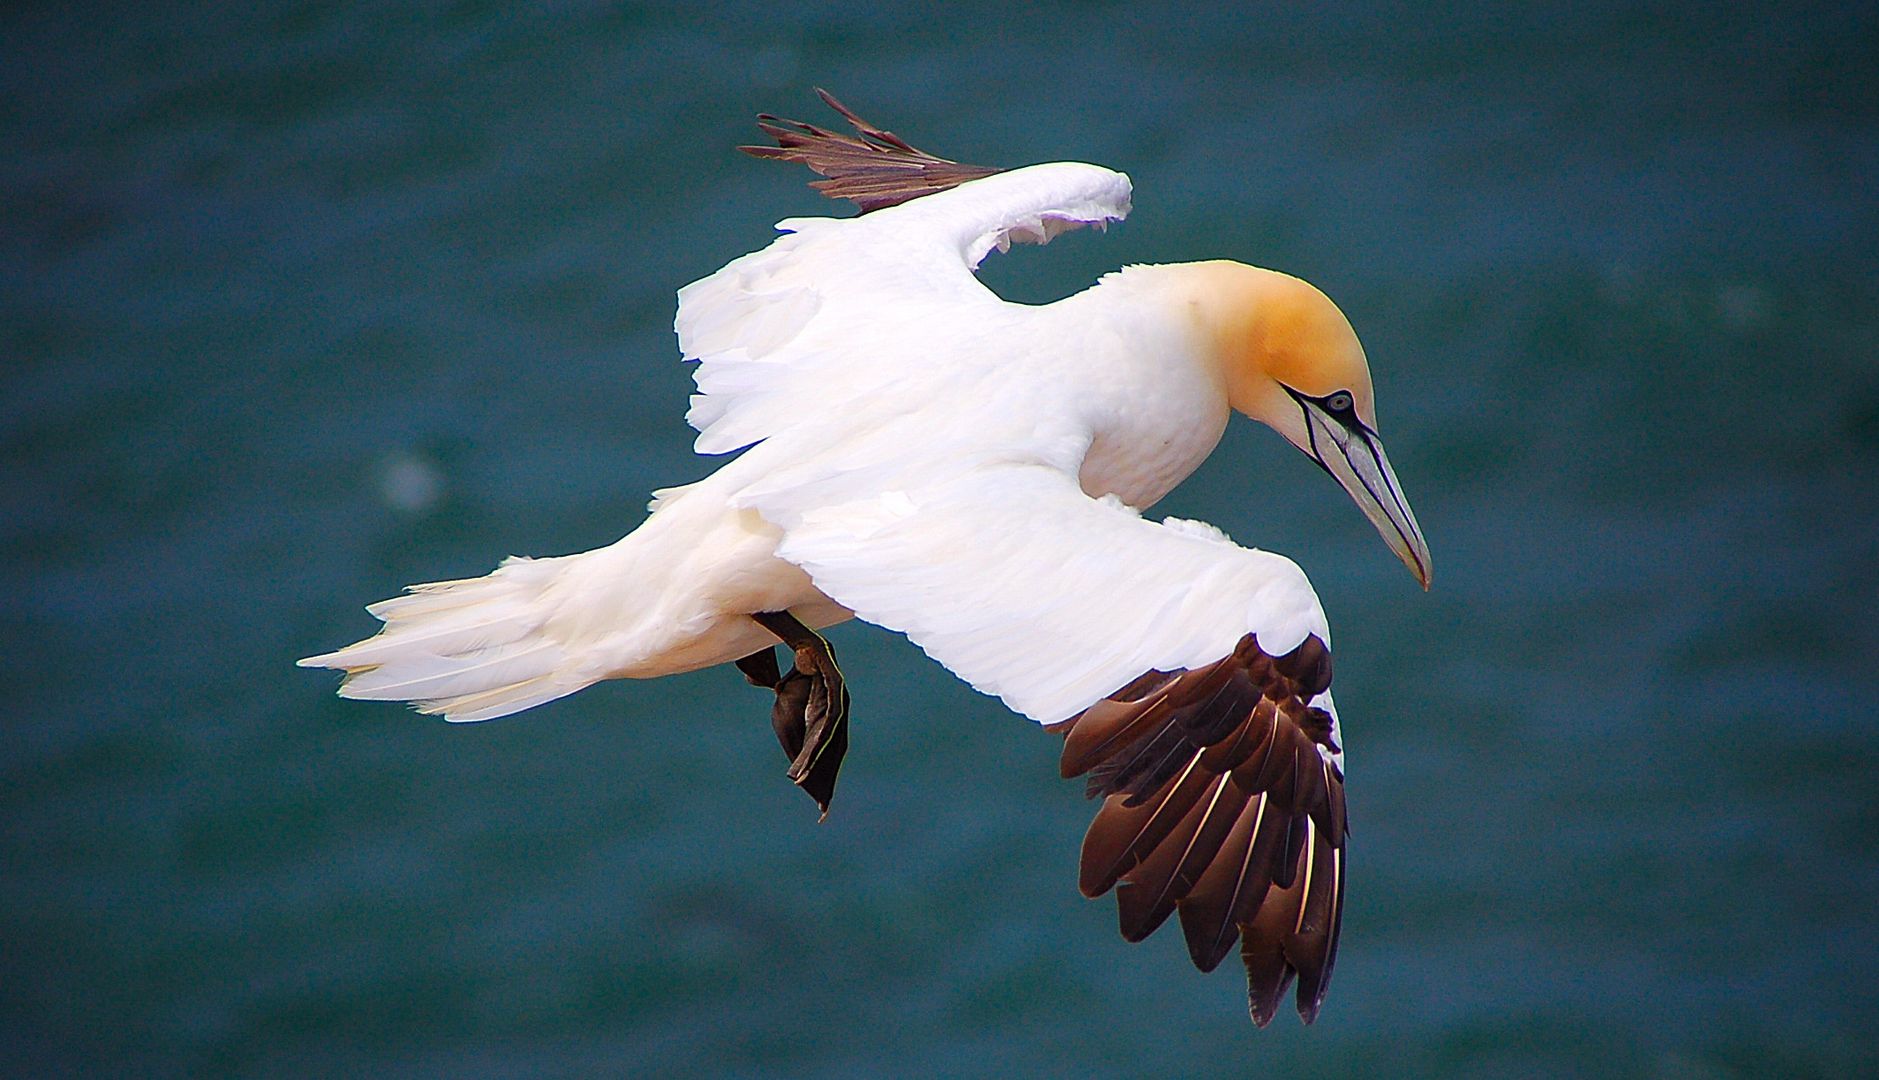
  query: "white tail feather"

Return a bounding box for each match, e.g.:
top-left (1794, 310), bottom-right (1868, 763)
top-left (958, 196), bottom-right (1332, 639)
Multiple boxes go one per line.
top-left (420, 676), bottom-right (579, 723)
top-left (307, 606), bottom-right (534, 668)
top-left (338, 640), bottom-right (563, 700)
top-left (299, 555), bottom-right (598, 722)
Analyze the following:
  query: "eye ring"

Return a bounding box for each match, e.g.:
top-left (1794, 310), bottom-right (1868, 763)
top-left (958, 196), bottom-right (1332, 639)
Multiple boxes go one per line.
top-left (1324, 391), bottom-right (1354, 413)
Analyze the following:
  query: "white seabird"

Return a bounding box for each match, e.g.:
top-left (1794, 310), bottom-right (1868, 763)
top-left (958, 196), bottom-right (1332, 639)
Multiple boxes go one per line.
top-left (301, 92), bottom-right (1431, 1027)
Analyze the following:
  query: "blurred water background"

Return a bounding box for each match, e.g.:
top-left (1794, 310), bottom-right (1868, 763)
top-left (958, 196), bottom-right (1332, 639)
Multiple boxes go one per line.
top-left (5, 2), bottom-right (1877, 1076)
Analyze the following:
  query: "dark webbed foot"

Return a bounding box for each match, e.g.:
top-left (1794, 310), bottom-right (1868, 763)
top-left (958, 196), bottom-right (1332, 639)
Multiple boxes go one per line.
top-left (734, 611), bottom-right (850, 820)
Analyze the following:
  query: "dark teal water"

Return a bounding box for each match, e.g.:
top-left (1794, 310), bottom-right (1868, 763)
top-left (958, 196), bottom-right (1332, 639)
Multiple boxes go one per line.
top-left (5, 3), bottom-right (1877, 1076)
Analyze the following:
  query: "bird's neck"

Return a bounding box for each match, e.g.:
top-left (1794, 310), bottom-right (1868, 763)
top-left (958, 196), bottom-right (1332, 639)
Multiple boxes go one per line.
top-left (1079, 261), bottom-right (1263, 392)
top-left (1056, 265), bottom-right (1237, 509)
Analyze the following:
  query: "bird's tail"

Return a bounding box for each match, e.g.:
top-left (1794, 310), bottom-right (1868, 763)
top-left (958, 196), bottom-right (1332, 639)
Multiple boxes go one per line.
top-left (298, 554), bottom-right (598, 722)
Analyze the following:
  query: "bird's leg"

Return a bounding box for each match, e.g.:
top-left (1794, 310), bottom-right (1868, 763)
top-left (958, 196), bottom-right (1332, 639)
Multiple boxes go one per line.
top-left (736, 611), bottom-right (850, 821)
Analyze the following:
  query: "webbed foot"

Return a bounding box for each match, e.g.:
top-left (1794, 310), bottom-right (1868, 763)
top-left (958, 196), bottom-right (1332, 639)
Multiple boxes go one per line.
top-left (734, 611), bottom-right (850, 820)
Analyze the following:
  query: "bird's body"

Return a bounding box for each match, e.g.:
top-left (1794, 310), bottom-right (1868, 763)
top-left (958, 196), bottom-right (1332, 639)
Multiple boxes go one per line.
top-left (302, 96), bottom-right (1430, 1028)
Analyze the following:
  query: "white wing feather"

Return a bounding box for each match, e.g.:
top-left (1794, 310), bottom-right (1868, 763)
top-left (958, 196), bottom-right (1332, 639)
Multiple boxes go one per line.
top-left (744, 462), bottom-right (1329, 725)
top-left (675, 162), bottom-right (1131, 455)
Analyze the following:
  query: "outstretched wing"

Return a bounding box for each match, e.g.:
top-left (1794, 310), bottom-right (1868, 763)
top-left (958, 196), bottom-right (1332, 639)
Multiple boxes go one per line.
top-left (740, 88), bottom-right (1002, 212)
top-left (742, 460), bottom-right (1348, 1025)
top-left (749, 463), bottom-right (1328, 723)
top-left (678, 97), bottom-right (1131, 456)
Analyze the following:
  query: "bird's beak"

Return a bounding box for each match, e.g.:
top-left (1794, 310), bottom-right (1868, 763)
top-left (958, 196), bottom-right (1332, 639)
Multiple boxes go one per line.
top-left (1295, 399), bottom-right (1432, 589)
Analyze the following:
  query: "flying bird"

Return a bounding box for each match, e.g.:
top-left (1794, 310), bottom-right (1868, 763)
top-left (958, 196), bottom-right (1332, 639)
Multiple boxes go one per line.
top-left (300, 91), bottom-right (1431, 1028)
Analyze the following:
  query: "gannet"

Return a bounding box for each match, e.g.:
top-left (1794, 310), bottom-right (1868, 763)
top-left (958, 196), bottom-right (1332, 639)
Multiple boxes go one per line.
top-left (301, 92), bottom-right (1431, 1028)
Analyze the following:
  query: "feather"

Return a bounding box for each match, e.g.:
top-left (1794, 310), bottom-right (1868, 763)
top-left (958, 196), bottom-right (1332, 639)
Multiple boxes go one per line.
top-left (338, 640), bottom-right (562, 701)
top-left (1177, 791), bottom-right (1282, 972)
top-left (1242, 873), bottom-right (1302, 1029)
top-left (1078, 752), bottom-right (1213, 897)
top-left (740, 89), bottom-right (1002, 213)
top-left (1286, 826), bottom-right (1343, 1023)
top-left (1117, 773), bottom-right (1249, 941)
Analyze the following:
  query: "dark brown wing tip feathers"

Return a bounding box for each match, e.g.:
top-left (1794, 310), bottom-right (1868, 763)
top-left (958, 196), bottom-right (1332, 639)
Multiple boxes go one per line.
top-left (1058, 632), bottom-right (1347, 1029)
top-left (738, 89), bottom-right (1001, 213)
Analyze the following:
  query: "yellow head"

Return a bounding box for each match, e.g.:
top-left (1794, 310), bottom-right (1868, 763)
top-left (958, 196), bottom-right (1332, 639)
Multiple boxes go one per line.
top-left (1179, 261), bottom-right (1431, 588)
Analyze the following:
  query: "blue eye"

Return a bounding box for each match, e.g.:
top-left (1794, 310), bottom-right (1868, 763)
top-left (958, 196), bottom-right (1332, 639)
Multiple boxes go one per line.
top-left (1325, 391), bottom-right (1353, 413)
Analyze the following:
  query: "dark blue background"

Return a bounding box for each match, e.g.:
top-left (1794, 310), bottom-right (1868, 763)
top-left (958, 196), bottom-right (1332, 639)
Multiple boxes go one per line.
top-left (5, 3), bottom-right (1876, 1075)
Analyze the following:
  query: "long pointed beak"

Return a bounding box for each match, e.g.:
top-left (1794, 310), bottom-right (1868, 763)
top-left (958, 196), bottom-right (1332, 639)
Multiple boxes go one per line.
top-left (1298, 402), bottom-right (1432, 589)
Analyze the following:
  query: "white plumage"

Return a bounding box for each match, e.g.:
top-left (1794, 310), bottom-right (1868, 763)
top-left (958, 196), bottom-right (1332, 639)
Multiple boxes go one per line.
top-left (302, 98), bottom-right (1431, 1027)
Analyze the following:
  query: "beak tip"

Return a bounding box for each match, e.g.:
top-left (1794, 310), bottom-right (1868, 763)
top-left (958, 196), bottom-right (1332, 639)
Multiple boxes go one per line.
top-left (1404, 551), bottom-right (1432, 591)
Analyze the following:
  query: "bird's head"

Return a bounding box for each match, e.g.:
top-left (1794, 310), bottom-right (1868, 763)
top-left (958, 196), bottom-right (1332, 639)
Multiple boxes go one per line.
top-left (1184, 261), bottom-right (1431, 588)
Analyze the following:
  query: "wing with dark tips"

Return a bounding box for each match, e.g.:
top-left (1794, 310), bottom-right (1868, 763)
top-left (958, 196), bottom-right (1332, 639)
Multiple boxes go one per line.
top-left (1059, 631), bottom-right (1349, 1027)
top-left (739, 88), bottom-right (1002, 212)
